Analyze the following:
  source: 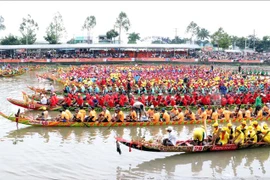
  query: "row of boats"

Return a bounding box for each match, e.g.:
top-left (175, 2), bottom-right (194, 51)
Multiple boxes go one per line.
top-left (2, 64), bottom-right (270, 154)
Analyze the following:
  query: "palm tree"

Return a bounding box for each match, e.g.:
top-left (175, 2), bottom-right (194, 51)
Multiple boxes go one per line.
top-left (82, 16), bottom-right (96, 44)
top-left (197, 28), bottom-right (210, 40)
top-left (127, 32), bottom-right (140, 44)
top-left (115, 12), bottom-right (130, 44)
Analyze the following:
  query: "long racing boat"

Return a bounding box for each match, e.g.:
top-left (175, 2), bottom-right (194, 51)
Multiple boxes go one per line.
top-left (115, 137), bottom-right (270, 153)
top-left (0, 111), bottom-right (269, 127)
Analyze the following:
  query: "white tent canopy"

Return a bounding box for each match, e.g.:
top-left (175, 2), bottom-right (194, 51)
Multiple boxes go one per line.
top-left (0, 43), bottom-right (201, 50)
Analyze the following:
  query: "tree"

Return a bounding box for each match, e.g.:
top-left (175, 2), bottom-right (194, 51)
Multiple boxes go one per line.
top-left (106, 29), bottom-right (119, 43)
top-left (186, 21), bottom-right (200, 42)
top-left (1, 34), bottom-right (21, 45)
top-left (230, 35), bottom-right (238, 49)
top-left (256, 36), bottom-right (270, 52)
top-left (82, 16), bottom-right (96, 43)
top-left (115, 12), bottom-right (130, 44)
top-left (171, 36), bottom-right (186, 44)
top-left (197, 28), bottom-right (210, 40)
top-left (44, 12), bottom-right (66, 44)
top-left (127, 32), bottom-right (140, 44)
top-left (235, 37), bottom-right (246, 49)
top-left (19, 14), bottom-right (39, 44)
top-left (0, 15), bottom-right (5, 31)
top-left (67, 38), bottom-right (75, 44)
top-left (211, 27), bottom-right (231, 49)
top-left (152, 40), bottom-right (165, 44)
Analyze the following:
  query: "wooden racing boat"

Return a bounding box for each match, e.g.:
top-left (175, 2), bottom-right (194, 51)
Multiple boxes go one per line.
top-left (27, 86), bottom-right (62, 95)
top-left (22, 91), bottom-right (64, 102)
top-left (7, 98), bottom-right (62, 111)
top-left (1, 111), bottom-right (270, 127)
top-left (115, 137), bottom-right (270, 153)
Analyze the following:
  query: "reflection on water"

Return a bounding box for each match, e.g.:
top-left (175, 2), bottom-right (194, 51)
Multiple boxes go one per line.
top-left (118, 148), bottom-right (270, 179)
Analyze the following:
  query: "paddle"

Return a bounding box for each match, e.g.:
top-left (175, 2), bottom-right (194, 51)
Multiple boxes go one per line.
top-left (82, 121), bottom-right (90, 128)
top-left (15, 108), bottom-right (20, 124)
top-left (116, 140), bottom-right (122, 155)
top-left (259, 131), bottom-right (270, 143)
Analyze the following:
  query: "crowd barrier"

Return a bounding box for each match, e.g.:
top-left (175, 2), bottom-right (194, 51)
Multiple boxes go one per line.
top-left (0, 58), bottom-right (265, 64)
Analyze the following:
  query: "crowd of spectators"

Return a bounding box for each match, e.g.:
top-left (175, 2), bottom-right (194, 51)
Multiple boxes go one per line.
top-left (1, 49), bottom-right (270, 61)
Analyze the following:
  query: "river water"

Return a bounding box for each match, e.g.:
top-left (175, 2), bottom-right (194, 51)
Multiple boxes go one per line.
top-left (1, 68), bottom-right (270, 180)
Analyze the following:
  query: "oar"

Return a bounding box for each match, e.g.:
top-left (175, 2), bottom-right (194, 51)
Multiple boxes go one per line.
top-left (259, 131), bottom-right (270, 143)
top-left (116, 140), bottom-right (122, 155)
top-left (15, 108), bottom-right (20, 124)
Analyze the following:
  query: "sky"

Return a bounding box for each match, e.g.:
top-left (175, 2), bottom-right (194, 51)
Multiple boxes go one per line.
top-left (0, 1), bottom-right (270, 43)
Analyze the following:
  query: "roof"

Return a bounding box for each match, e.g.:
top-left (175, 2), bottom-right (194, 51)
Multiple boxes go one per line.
top-left (0, 44), bottom-right (201, 50)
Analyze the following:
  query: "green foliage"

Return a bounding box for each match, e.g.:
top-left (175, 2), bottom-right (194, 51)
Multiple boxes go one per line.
top-left (115, 12), bottom-right (130, 44)
top-left (197, 28), bottom-right (210, 40)
top-left (171, 36), bottom-right (188, 44)
top-left (186, 21), bottom-right (200, 40)
top-left (106, 29), bottom-right (119, 40)
top-left (127, 32), bottom-right (140, 44)
top-left (44, 12), bottom-right (66, 44)
top-left (256, 36), bottom-right (270, 52)
top-left (151, 40), bottom-right (165, 44)
top-left (0, 34), bottom-right (21, 45)
top-left (0, 15), bottom-right (5, 31)
top-left (19, 14), bottom-right (39, 44)
top-left (82, 16), bottom-right (96, 31)
top-left (211, 27), bottom-right (231, 49)
top-left (67, 38), bottom-right (75, 44)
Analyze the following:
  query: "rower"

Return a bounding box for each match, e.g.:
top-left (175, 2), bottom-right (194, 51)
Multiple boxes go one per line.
top-left (152, 108), bottom-right (160, 123)
top-left (98, 106), bottom-right (112, 122)
top-left (206, 106), bottom-right (212, 119)
top-left (186, 110), bottom-right (196, 121)
top-left (147, 105), bottom-right (155, 119)
top-left (126, 107), bottom-right (137, 122)
top-left (199, 107), bottom-right (207, 123)
top-left (162, 126), bottom-right (177, 146)
top-left (217, 127), bottom-right (229, 145)
top-left (225, 123), bottom-right (234, 142)
top-left (40, 94), bottom-right (48, 105)
top-left (252, 121), bottom-right (262, 142)
top-left (207, 122), bottom-right (219, 143)
top-left (244, 107), bottom-right (251, 119)
top-left (113, 107), bottom-right (125, 122)
top-left (65, 108), bottom-right (73, 121)
top-left (169, 105), bottom-right (179, 121)
top-left (256, 107), bottom-right (263, 119)
top-left (177, 108), bottom-right (184, 122)
top-left (217, 106), bottom-right (224, 118)
top-left (223, 107), bottom-right (231, 121)
top-left (236, 108), bottom-right (243, 119)
top-left (59, 109), bottom-right (69, 122)
top-left (261, 124), bottom-right (270, 143)
top-left (211, 108), bottom-right (219, 122)
top-left (246, 126), bottom-right (257, 143)
top-left (161, 109), bottom-right (170, 123)
top-left (85, 106), bottom-right (97, 122)
top-left (192, 126), bottom-right (205, 145)
top-left (233, 126), bottom-right (244, 145)
top-left (238, 121), bottom-right (248, 138)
